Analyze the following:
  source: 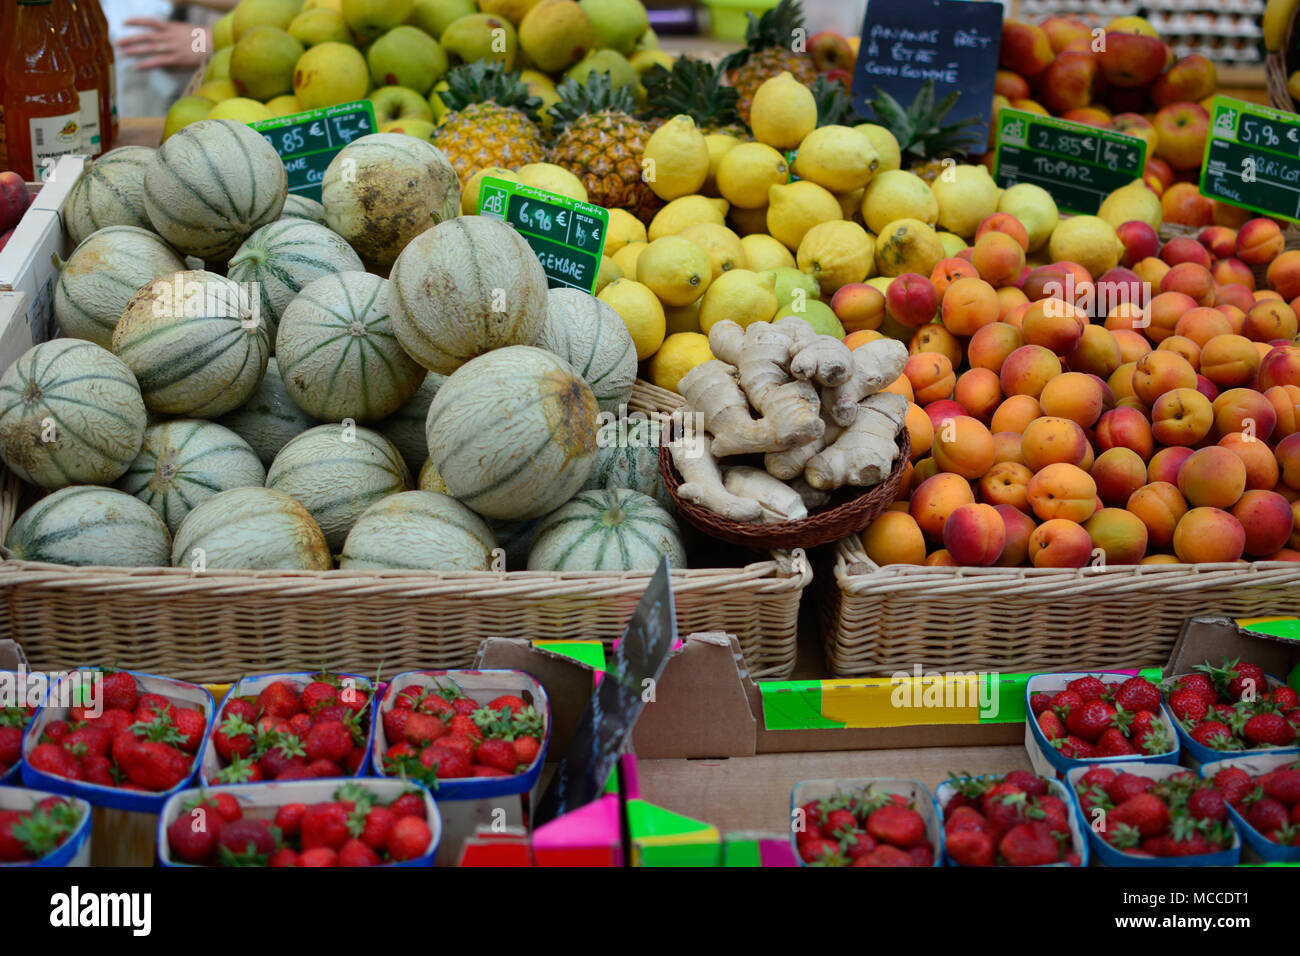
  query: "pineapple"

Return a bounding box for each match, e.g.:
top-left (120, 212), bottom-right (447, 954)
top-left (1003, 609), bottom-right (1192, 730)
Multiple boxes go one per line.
top-left (863, 81), bottom-right (983, 183)
top-left (547, 72), bottom-right (661, 224)
top-left (432, 62), bottom-right (547, 185)
top-left (722, 0), bottom-right (818, 125)
top-left (641, 57), bottom-right (747, 139)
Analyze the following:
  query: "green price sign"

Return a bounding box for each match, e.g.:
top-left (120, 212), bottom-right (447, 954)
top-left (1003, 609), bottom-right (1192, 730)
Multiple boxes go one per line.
top-left (250, 100), bottom-right (377, 203)
top-left (477, 176), bottom-right (609, 294)
top-left (1200, 96), bottom-right (1300, 223)
top-left (994, 108), bottom-right (1147, 215)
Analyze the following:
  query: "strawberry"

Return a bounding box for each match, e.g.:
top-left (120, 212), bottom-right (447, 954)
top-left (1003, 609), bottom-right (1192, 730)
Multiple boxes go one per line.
top-left (1168, 688), bottom-right (1210, 724)
top-left (338, 838), bottom-right (380, 867)
top-left (1158, 819), bottom-right (1217, 857)
top-left (300, 681), bottom-right (338, 714)
top-left (1186, 786), bottom-right (1228, 822)
top-left (268, 848), bottom-right (298, 867)
top-left (27, 742), bottom-right (82, 780)
top-left (1224, 661), bottom-right (1268, 701)
top-left (1243, 713), bottom-right (1296, 747)
top-left (1095, 727), bottom-right (1138, 756)
top-left (1105, 772), bottom-right (1153, 804)
top-left (854, 844), bottom-right (914, 866)
top-left (1292, 803), bottom-right (1300, 825)
top-left (841, 831), bottom-right (877, 858)
top-left (1170, 672), bottom-right (1216, 702)
top-left (300, 802), bottom-right (350, 850)
top-left (1066, 675), bottom-right (1108, 702)
top-left (1262, 768), bottom-right (1300, 804)
top-left (0, 810), bottom-right (29, 862)
top-left (171, 707), bottom-right (207, 753)
top-left (983, 791), bottom-right (1031, 838)
top-left (1267, 687), bottom-right (1300, 712)
top-left (944, 806), bottom-right (990, 834)
top-left (448, 713), bottom-right (483, 741)
top-left (360, 805), bottom-right (394, 852)
top-left (416, 693), bottom-right (453, 717)
top-left (1065, 699), bottom-right (1116, 743)
top-left (432, 734), bottom-right (476, 763)
top-left (167, 806), bottom-right (223, 864)
top-left (313, 704), bottom-right (352, 725)
top-left (256, 681), bottom-right (302, 719)
top-left (99, 671), bottom-right (139, 711)
top-left (1054, 735), bottom-right (1095, 759)
top-left (215, 754), bottom-right (261, 784)
top-left (512, 735), bottom-right (540, 767)
top-left (297, 847), bottom-right (338, 867)
top-left (212, 712), bottom-right (255, 762)
top-left (945, 827), bottom-right (995, 866)
top-left (907, 843), bottom-right (934, 867)
top-left (42, 720), bottom-right (69, 743)
top-left (97, 708), bottom-right (133, 736)
top-left (391, 686), bottom-right (421, 710)
top-left (1212, 766), bottom-right (1254, 806)
top-left (288, 713), bottom-right (313, 737)
top-left (1266, 823), bottom-right (1300, 845)
top-left (1029, 692), bottom-right (1052, 715)
top-left (257, 733), bottom-right (306, 779)
top-left (0, 726), bottom-right (23, 769)
top-left (1050, 690), bottom-right (1083, 715)
top-left (475, 739), bottom-right (519, 774)
top-left (999, 821), bottom-right (1061, 866)
top-left (1111, 793), bottom-right (1170, 837)
top-left (304, 721), bottom-right (354, 764)
top-left (1247, 797), bottom-right (1290, 834)
top-left (866, 804), bottom-right (925, 847)
top-left (61, 725), bottom-right (111, 760)
top-left (1034, 795), bottom-right (1071, 838)
top-left (1081, 765), bottom-right (1117, 791)
top-left (1112, 676), bottom-right (1161, 714)
top-left (124, 740), bottom-right (191, 790)
top-left (134, 693), bottom-right (174, 724)
top-left (216, 818), bottom-right (275, 865)
top-left (450, 698), bottom-right (479, 716)
top-left (798, 837), bottom-right (842, 865)
top-left (386, 815), bottom-right (432, 862)
top-left (273, 802), bottom-right (307, 838)
top-left (1133, 722), bottom-right (1171, 756)
top-left (420, 744), bottom-right (470, 778)
top-left (402, 712), bottom-right (446, 747)
top-left (389, 792), bottom-right (424, 820)
top-left (307, 758), bottom-right (342, 777)
top-left (1003, 770), bottom-right (1048, 797)
top-left (382, 707), bottom-right (412, 744)
top-left (224, 698), bottom-right (256, 722)
top-left (343, 746), bottom-right (366, 775)
top-left (1190, 721), bottom-right (1234, 749)
top-left (337, 681), bottom-right (370, 714)
top-left (1036, 710), bottom-right (1065, 740)
top-left (488, 694), bottom-right (527, 716)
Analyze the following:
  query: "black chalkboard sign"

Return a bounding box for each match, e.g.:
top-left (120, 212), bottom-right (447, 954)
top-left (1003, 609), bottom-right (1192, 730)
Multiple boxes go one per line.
top-left (250, 100), bottom-right (377, 203)
top-left (1200, 96), bottom-right (1300, 223)
top-left (532, 560), bottom-right (677, 826)
top-left (853, 0), bottom-right (1003, 145)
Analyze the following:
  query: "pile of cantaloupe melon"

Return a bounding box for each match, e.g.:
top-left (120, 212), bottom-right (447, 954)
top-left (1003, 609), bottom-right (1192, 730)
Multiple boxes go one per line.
top-left (0, 119), bottom-right (681, 575)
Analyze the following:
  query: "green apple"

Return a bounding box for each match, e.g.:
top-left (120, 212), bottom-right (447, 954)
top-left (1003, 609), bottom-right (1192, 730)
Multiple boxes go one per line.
top-left (370, 85), bottom-right (434, 123)
top-left (213, 12), bottom-right (235, 50)
top-left (230, 26), bottom-right (304, 101)
top-left (231, 0), bottom-right (300, 41)
top-left (409, 0), bottom-right (476, 39)
top-left (441, 13), bottom-right (517, 68)
top-left (203, 46), bottom-right (234, 83)
top-left (163, 95), bottom-right (215, 142)
top-left (367, 25), bottom-right (448, 94)
top-left (380, 117), bottom-right (438, 145)
top-left (293, 42), bottom-right (371, 109)
top-left (578, 0), bottom-right (647, 56)
top-left (566, 49), bottom-right (636, 89)
top-left (288, 8), bottom-right (353, 46)
top-left (341, 0), bottom-right (414, 40)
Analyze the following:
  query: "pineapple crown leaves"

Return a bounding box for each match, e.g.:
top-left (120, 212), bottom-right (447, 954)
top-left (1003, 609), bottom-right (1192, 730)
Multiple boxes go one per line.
top-left (721, 0), bottom-right (808, 72)
top-left (440, 61), bottom-right (542, 123)
top-left (549, 71), bottom-right (638, 131)
top-left (810, 74), bottom-right (859, 128)
top-left (640, 57), bottom-right (744, 130)
top-left (864, 80), bottom-right (983, 161)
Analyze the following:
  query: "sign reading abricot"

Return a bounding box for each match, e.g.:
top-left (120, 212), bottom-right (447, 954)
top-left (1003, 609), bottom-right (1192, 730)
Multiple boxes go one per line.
top-left (477, 176), bottom-right (609, 294)
top-left (250, 100), bottom-right (377, 203)
top-left (853, 0), bottom-right (1002, 146)
top-left (1200, 96), bottom-right (1300, 223)
top-left (994, 108), bottom-right (1147, 216)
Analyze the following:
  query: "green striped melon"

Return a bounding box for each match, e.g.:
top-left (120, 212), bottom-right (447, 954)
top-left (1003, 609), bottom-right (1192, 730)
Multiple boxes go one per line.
top-left (321, 133), bottom-right (461, 267)
top-left (6, 485), bottom-right (171, 567)
top-left (171, 485), bottom-right (332, 570)
top-left (276, 272), bottom-right (426, 422)
top-left (266, 424), bottom-right (411, 550)
top-left (583, 417), bottom-right (674, 513)
top-left (65, 146), bottom-right (158, 247)
top-left (116, 420), bottom-right (266, 533)
top-left (143, 119), bottom-right (287, 261)
top-left (526, 489), bottom-right (686, 571)
top-left (279, 194), bottom-right (326, 225)
top-left (425, 346), bottom-right (598, 520)
top-left (539, 288), bottom-right (637, 413)
top-left (388, 216), bottom-right (548, 374)
top-left (227, 219), bottom-right (364, 338)
top-left (380, 374), bottom-right (443, 474)
top-left (54, 225), bottom-right (186, 348)
top-left (112, 269), bottom-right (271, 417)
top-left (339, 490), bottom-right (496, 571)
top-left (0, 340), bottom-right (147, 489)
top-left (216, 357), bottom-right (318, 466)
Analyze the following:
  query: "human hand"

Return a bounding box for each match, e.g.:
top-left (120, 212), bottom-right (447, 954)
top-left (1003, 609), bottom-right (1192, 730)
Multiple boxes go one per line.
top-left (119, 18), bottom-right (210, 71)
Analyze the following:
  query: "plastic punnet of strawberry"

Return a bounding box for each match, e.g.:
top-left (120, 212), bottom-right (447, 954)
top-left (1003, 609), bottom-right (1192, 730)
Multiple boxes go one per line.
top-left (0, 699), bottom-right (37, 779)
top-left (0, 795), bottom-right (86, 864)
top-left (1028, 672), bottom-right (1177, 762)
top-left (1165, 660), bottom-right (1300, 754)
top-left (793, 782), bottom-right (938, 867)
top-left (940, 770), bottom-right (1083, 867)
top-left (1207, 757), bottom-right (1300, 849)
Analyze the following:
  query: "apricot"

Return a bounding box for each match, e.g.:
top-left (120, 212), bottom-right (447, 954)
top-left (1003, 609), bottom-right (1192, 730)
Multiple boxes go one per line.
top-left (941, 276), bottom-right (1001, 337)
top-left (1276, 432), bottom-right (1300, 490)
top-left (1095, 406), bottom-right (1154, 460)
top-left (1035, 372), bottom-right (1103, 429)
top-left (1126, 481), bottom-right (1188, 549)
top-left (1198, 334), bottom-right (1260, 389)
top-left (861, 511), bottom-right (928, 565)
top-left (913, 456), bottom-right (941, 485)
top-left (1020, 416), bottom-right (1090, 471)
top-left (990, 394), bottom-right (1042, 434)
top-left (1265, 249), bottom-right (1300, 301)
top-left (886, 273), bottom-right (940, 328)
top-left (1161, 263), bottom-right (1217, 307)
top-left (1231, 489), bottom-right (1294, 557)
top-left (910, 472), bottom-right (975, 538)
top-left (1176, 446), bottom-right (1246, 508)
top-left (1132, 350), bottom-right (1197, 405)
top-left (1111, 329), bottom-right (1152, 364)
top-left (1162, 236), bottom-right (1212, 269)
top-left (880, 373), bottom-right (915, 402)
top-left (924, 550), bottom-right (959, 566)
top-left (1212, 258), bottom-right (1255, 289)
top-left (930, 257), bottom-right (980, 299)
top-left (1145, 291), bottom-right (1198, 343)
top-left (1258, 345), bottom-right (1300, 391)
top-left (1157, 335), bottom-right (1201, 371)
top-left (978, 460), bottom-right (1033, 512)
top-left (1242, 300), bottom-right (1298, 343)
top-left (1173, 307), bottom-right (1232, 347)
top-left (997, 286), bottom-right (1030, 322)
top-left (1265, 384), bottom-right (1300, 438)
top-left (1219, 432), bottom-right (1280, 490)
top-left (1150, 387), bottom-right (1214, 446)
top-left (992, 431), bottom-right (1025, 464)
top-left (1216, 283), bottom-right (1257, 312)
top-left (1108, 361), bottom-right (1139, 402)
top-left (905, 402), bottom-right (933, 460)
top-left (994, 503), bottom-right (1037, 566)
top-left (1028, 518), bottom-right (1094, 568)
top-left (952, 368), bottom-right (1002, 423)
top-left (1148, 446), bottom-right (1194, 485)
top-left (1236, 218), bottom-right (1286, 266)
top-left (971, 231), bottom-right (1027, 288)
top-left (1066, 325), bottom-right (1122, 379)
top-left (1085, 508), bottom-right (1148, 564)
top-left (999, 344), bottom-right (1062, 399)
top-left (1172, 507), bottom-right (1246, 563)
top-left (904, 351), bottom-right (956, 404)
top-left (831, 283), bottom-right (887, 332)
top-left (968, 322), bottom-right (1023, 373)
top-left (1213, 388), bottom-right (1277, 441)
top-left (1026, 462), bottom-right (1097, 522)
top-left (910, 324), bottom-right (963, 369)
top-left (1022, 299), bottom-right (1086, 356)
top-left (976, 212), bottom-right (1030, 251)
top-left (942, 502), bottom-right (1006, 566)
top-left (931, 415), bottom-right (996, 480)
top-left (1091, 446), bottom-right (1148, 507)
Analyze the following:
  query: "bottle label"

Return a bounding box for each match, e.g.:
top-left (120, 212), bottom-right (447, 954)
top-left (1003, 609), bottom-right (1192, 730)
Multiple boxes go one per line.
top-left (30, 112), bottom-right (83, 171)
top-left (109, 68), bottom-right (118, 123)
top-left (78, 88), bottom-right (101, 154)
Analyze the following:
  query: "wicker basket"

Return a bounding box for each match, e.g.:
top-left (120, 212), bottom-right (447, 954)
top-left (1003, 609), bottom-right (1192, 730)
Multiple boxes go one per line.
top-left (0, 381), bottom-right (810, 683)
top-left (823, 535), bottom-right (1300, 678)
top-left (1267, 15), bottom-right (1296, 113)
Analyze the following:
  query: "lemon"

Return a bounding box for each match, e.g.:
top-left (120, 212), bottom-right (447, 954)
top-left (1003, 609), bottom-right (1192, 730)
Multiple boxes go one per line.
top-left (677, 223), bottom-right (747, 281)
top-left (836, 188), bottom-right (865, 223)
top-left (643, 114), bottom-right (710, 201)
top-left (998, 183), bottom-right (1058, 253)
top-left (594, 256), bottom-right (622, 294)
top-left (741, 233), bottom-right (796, 271)
top-left (861, 170), bottom-right (938, 234)
top-left (428, 80), bottom-right (450, 122)
top-left (727, 204), bottom-right (770, 237)
top-left (702, 133), bottom-right (740, 197)
top-left (938, 232), bottom-right (968, 257)
top-left (792, 125), bottom-right (879, 194)
top-left (612, 241), bottom-right (646, 276)
top-left (266, 94), bottom-right (302, 117)
top-left (516, 162), bottom-right (588, 201)
top-left (647, 195), bottom-right (728, 241)
top-left (750, 71), bottom-right (816, 149)
top-left (698, 269), bottom-right (778, 333)
top-left (715, 141), bottom-right (789, 209)
top-left (855, 124), bottom-right (901, 174)
top-left (767, 180), bottom-right (842, 251)
top-left (195, 80), bottom-right (238, 102)
top-left (1048, 215), bottom-right (1120, 279)
top-left (604, 208), bottom-right (647, 255)
top-left (797, 220), bottom-right (874, 295)
top-left (875, 218), bottom-right (945, 278)
top-left (636, 235), bottom-right (713, 306)
top-left (930, 164), bottom-right (999, 238)
top-left (663, 299), bottom-right (702, 335)
top-left (598, 278), bottom-right (666, 360)
top-left (461, 166), bottom-right (517, 215)
top-left (775, 299), bottom-right (844, 338)
top-left (649, 332), bottom-right (714, 393)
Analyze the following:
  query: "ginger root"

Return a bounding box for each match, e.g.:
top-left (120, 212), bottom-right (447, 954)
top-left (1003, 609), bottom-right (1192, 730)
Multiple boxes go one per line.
top-left (789, 334), bottom-right (854, 387)
top-left (735, 323), bottom-right (823, 448)
top-left (805, 392), bottom-right (907, 491)
top-left (707, 320), bottom-right (746, 366)
top-left (790, 477), bottom-right (830, 510)
top-left (825, 338), bottom-right (908, 426)
top-left (723, 466), bottom-right (809, 523)
top-left (678, 359), bottom-right (782, 457)
top-left (668, 414), bottom-right (763, 522)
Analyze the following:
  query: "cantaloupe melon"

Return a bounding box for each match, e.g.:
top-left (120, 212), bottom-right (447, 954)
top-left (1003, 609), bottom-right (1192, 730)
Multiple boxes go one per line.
top-left (117, 420), bottom-right (266, 532)
top-left (527, 488), bottom-right (686, 571)
top-left (171, 485), bottom-right (332, 570)
top-left (339, 490), bottom-right (496, 571)
top-left (321, 133), bottom-right (460, 267)
top-left (584, 416), bottom-right (673, 513)
top-left (538, 288), bottom-right (637, 413)
top-left (227, 218), bottom-right (364, 338)
top-left (215, 356), bottom-right (318, 466)
top-left (0, 339), bottom-right (147, 489)
top-left (54, 225), bottom-right (186, 349)
top-left (425, 345), bottom-right (598, 520)
top-left (276, 271), bottom-right (425, 422)
top-left (113, 269), bottom-right (271, 417)
top-left (5, 485), bottom-right (171, 567)
top-left (143, 119), bottom-right (288, 261)
top-left (388, 216), bottom-right (548, 374)
top-left (380, 374), bottom-right (442, 474)
top-left (266, 424), bottom-right (411, 550)
top-left (65, 146), bottom-right (158, 247)
top-left (280, 194), bottom-right (326, 225)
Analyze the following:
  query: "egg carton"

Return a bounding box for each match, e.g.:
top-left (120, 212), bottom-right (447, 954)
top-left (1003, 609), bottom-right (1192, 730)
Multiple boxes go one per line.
top-left (1143, 0), bottom-right (1265, 13)
top-left (1017, 0), bottom-right (1141, 18)
top-left (1150, 11), bottom-right (1264, 37)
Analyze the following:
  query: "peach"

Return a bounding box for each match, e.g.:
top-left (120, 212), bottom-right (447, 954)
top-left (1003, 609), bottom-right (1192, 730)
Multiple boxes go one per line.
top-left (1212, 258), bottom-right (1254, 289)
top-left (861, 511), bottom-right (928, 566)
top-left (994, 69), bottom-right (1031, 102)
top-left (994, 504), bottom-right (1037, 566)
top-left (971, 232), bottom-right (1027, 288)
top-left (1035, 372), bottom-right (1102, 429)
top-left (976, 213), bottom-right (1030, 252)
top-left (1161, 262), bottom-right (1216, 307)
top-left (1066, 325), bottom-right (1122, 380)
top-left (1095, 406), bottom-right (1154, 461)
top-left (1041, 52), bottom-right (1101, 115)
top-left (924, 550), bottom-right (958, 566)
top-left (1000, 20), bottom-right (1055, 77)
top-left (1198, 226), bottom-right (1238, 260)
top-left (1236, 218), bottom-right (1286, 266)
top-left (880, 373), bottom-right (914, 402)
top-left (1021, 299), bottom-right (1086, 356)
top-left (930, 258), bottom-right (980, 299)
top-left (1177, 446), bottom-right (1246, 508)
top-left (1161, 182), bottom-right (1214, 227)
top-left (1172, 507), bottom-right (1246, 563)
top-left (1198, 334), bottom-right (1260, 388)
top-left (1112, 329), bottom-right (1152, 364)
top-left (1152, 54), bottom-right (1218, 108)
top-left (904, 352), bottom-right (956, 404)
top-left (1126, 481), bottom-right (1188, 548)
top-left (1098, 30), bottom-right (1167, 88)
top-left (1026, 462), bottom-right (1098, 522)
top-left (1148, 446), bottom-right (1195, 485)
top-left (1091, 446), bottom-right (1148, 507)
top-left (978, 460), bottom-right (1033, 511)
top-left (1277, 432), bottom-right (1300, 490)
top-left (990, 394), bottom-right (1042, 434)
top-left (886, 273), bottom-right (940, 328)
top-left (1146, 291), bottom-right (1198, 343)
top-left (1161, 236), bottom-right (1213, 269)
top-left (1213, 388), bottom-right (1277, 441)
top-left (1028, 518), bottom-right (1094, 568)
top-left (999, 345), bottom-right (1062, 399)
top-left (1219, 432), bottom-right (1279, 490)
top-left (1258, 345), bottom-right (1300, 390)
top-left (967, 322), bottom-right (1022, 374)
top-left (1265, 384), bottom-right (1300, 438)
top-left (1242, 300), bottom-right (1298, 343)
top-left (1266, 250), bottom-right (1300, 301)
top-left (931, 414), bottom-right (996, 480)
top-left (940, 277), bottom-right (1000, 337)
top-left (1173, 307), bottom-right (1232, 347)
top-left (910, 324), bottom-right (963, 369)
top-left (942, 502), bottom-right (1007, 566)
top-left (1157, 335), bottom-right (1201, 371)
top-left (1085, 507), bottom-right (1149, 564)
top-left (1132, 350), bottom-right (1197, 405)
top-left (905, 402), bottom-right (933, 460)
top-left (992, 431), bottom-right (1025, 464)
top-left (830, 283), bottom-right (887, 333)
top-left (1153, 102), bottom-right (1210, 172)
top-left (910, 473), bottom-right (975, 538)
top-left (1134, 256), bottom-right (1172, 290)
top-left (1150, 387), bottom-right (1214, 446)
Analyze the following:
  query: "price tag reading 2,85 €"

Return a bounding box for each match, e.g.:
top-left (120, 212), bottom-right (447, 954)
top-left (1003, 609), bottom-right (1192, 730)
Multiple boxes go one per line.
top-left (249, 100), bottom-right (377, 203)
top-left (477, 176), bottom-right (609, 294)
top-left (1200, 96), bottom-right (1300, 223)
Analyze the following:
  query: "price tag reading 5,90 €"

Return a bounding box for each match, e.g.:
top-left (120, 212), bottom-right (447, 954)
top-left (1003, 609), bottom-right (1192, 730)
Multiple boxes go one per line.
top-left (1200, 95), bottom-right (1300, 223)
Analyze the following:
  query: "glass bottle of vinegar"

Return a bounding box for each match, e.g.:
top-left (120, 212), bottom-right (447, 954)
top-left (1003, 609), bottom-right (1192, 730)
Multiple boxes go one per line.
top-left (54, 0), bottom-right (104, 157)
top-left (81, 0), bottom-right (117, 148)
top-left (3, 0), bottom-right (82, 180)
